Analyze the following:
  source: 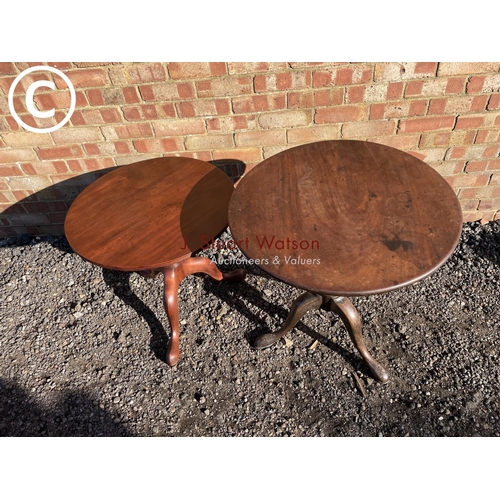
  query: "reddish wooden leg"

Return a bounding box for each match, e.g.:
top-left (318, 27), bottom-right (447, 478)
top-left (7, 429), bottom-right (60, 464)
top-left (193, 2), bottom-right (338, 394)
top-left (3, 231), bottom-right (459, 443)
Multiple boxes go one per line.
top-left (163, 265), bottom-right (182, 366)
top-left (162, 257), bottom-right (246, 367)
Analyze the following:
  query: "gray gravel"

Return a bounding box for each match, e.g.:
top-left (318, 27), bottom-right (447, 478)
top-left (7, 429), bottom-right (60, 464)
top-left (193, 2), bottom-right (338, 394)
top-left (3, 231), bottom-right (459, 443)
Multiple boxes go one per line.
top-left (1, 221), bottom-right (499, 437)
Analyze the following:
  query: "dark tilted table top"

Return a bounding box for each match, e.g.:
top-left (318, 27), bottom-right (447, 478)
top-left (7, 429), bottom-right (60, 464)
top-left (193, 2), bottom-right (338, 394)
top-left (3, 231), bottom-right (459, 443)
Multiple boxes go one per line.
top-left (64, 157), bottom-right (234, 272)
top-left (228, 140), bottom-right (463, 296)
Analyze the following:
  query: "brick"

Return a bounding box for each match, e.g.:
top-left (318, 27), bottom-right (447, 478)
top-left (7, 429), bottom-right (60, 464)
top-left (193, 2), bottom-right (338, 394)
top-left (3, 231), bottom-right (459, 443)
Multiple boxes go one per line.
top-left (33, 89), bottom-right (84, 112)
top-left (342, 120), bottom-right (396, 138)
top-left (71, 107), bottom-right (123, 126)
top-left (429, 95), bottom-right (487, 115)
top-left (153, 119), bottom-right (206, 136)
top-left (258, 109), bottom-right (312, 129)
top-left (371, 100), bottom-right (427, 120)
top-left (360, 84), bottom-right (403, 102)
top-left (126, 63), bottom-right (167, 83)
top-left (487, 94), bottom-right (500, 110)
top-left (133, 138), bottom-right (184, 153)
top-left (313, 88), bottom-right (344, 107)
top-left (0, 165), bottom-right (24, 176)
top-left (86, 89), bottom-right (104, 106)
top-left (2, 131), bottom-right (53, 147)
top-left (0, 148), bottom-right (38, 163)
top-left (446, 145), bottom-right (499, 160)
top-left (487, 159), bottom-right (500, 171)
top-left (168, 62), bottom-right (226, 80)
top-left (177, 99), bottom-right (231, 117)
top-left (83, 142), bottom-right (132, 156)
top-left (234, 130), bottom-right (286, 147)
top-left (88, 87), bottom-right (140, 106)
top-left (287, 91), bottom-right (314, 109)
top-left (108, 66), bottom-right (128, 85)
top-left (122, 105), bottom-right (159, 121)
top-left (346, 86), bottom-right (365, 103)
top-left (232, 95), bottom-right (286, 113)
top-left (185, 134), bottom-right (234, 150)
top-left (465, 160), bottom-right (488, 173)
top-left (206, 115), bottom-right (257, 133)
top-left (438, 62), bottom-right (500, 76)
top-left (336, 66), bottom-right (373, 85)
top-left (387, 82), bottom-right (404, 100)
top-left (419, 130), bottom-right (475, 148)
top-left (429, 98), bottom-right (450, 115)
top-left (6, 175), bottom-right (52, 191)
top-left (158, 103), bottom-right (177, 119)
top-left (254, 72), bottom-right (312, 92)
top-left (36, 144), bottom-right (85, 160)
top-left (212, 148), bottom-right (262, 164)
top-left (101, 123), bottom-right (153, 140)
top-left (315, 105), bottom-right (369, 124)
top-left (313, 70), bottom-right (333, 87)
top-left (446, 78), bottom-right (466, 94)
top-left (405, 78), bottom-right (450, 97)
top-left (446, 173), bottom-right (490, 188)
top-left (411, 148), bottom-right (446, 162)
top-left (51, 126), bottom-right (103, 144)
top-left (21, 161), bottom-right (68, 175)
top-left (375, 62), bottom-right (437, 82)
top-left (0, 62), bottom-right (17, 75)
top-left (369, 134), bottom-right (421, 151)
top-left (59, 68), bottom-right (109, 88)
top-left (263, 145), bottom-right (289, 158)
top-left (474, 129), bottom-right (500, 144)
top-left (178, 151), bottom-right (213, 162)
top-left (467, 76), bottom-right (485, 93)
top-left (427, 161), bottom-right (465, 176)
top-left (65, 157), bottom-right (116, 172)
top-left (2, 70), bottom-right (55, 95)
top-left (228, 62), bottom-right (288, 74)
top-left (196, 77), bottom-right (252, 98)
top-left (287, 125), bottom-right (341, 144)
top-left (455, 115), bottom-right (484, 130)
top-left (483, 146), bottom-right (500, 157)
top-left (398, 116), bottom-right (455, 133)
top-left (140, 82), bottom-right (195, 101)
top-left (405, 81), bottom-right (423, 96)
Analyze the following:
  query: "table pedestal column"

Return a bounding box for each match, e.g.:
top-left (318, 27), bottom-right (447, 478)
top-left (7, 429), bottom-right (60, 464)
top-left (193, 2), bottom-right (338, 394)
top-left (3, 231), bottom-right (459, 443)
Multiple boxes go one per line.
top-left (143, 257), bottom-right (246, 366)
top-left (253, 292), bottom-right (389, 384)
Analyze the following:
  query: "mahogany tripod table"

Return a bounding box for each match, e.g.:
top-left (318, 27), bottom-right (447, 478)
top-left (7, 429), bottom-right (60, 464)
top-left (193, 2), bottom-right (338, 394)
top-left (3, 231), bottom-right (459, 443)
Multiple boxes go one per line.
top-left (64, 157), bottom-right (246, 366)
top-left (228, 140), bottom-right (463, 383)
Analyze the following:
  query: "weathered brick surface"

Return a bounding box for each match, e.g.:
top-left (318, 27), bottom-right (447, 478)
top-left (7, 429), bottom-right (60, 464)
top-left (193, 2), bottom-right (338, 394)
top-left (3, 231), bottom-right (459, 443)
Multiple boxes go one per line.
top-left (1, 61), bottom-right (500, 232)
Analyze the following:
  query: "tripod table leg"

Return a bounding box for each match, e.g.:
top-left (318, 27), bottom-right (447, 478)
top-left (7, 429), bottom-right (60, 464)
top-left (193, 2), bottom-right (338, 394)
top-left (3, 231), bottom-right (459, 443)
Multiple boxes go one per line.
top-left (162, 257), bottom-right (246, 367)
top-left (327, 296), bottom-right (389, 384)
top-left (253, 292), bottom-right (323, 349)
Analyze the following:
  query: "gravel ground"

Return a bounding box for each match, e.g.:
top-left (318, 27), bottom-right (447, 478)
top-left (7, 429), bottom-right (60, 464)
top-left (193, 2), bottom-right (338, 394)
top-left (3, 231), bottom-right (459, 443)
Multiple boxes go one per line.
top-left (1, 221), bottom-right (499, 437)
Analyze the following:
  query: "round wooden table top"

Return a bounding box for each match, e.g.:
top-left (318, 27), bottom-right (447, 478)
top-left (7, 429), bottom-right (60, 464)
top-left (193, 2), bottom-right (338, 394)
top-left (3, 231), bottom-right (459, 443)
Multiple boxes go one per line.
top-left (228, 140), bottom-right (463, 296)
top-left (65, 157), bottom-right (234, 271)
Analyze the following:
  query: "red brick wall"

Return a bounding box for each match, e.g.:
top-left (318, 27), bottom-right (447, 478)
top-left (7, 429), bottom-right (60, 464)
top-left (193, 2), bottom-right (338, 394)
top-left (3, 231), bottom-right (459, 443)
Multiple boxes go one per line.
top-left (1, 62), bottom-right (499, 237)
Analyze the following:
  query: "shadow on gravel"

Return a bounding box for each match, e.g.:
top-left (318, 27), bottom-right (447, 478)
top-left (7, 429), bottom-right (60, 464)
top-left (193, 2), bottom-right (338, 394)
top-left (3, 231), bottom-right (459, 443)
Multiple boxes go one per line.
top-left (102, 269), bottom-right (169, 362)
top-left (0, 377), bottom-right (132, 437)
top-left (465, 220), bottom-right (500, 267)
top-left (201, 273), bottom-right (371, 378)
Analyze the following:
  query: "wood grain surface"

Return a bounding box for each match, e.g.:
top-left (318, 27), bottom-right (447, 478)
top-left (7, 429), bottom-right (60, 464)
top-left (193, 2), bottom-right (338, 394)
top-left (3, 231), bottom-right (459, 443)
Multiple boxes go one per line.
top-left (228, 140), bottom-right (463, 296)
top-left (65, 157), bottom-right (234, 271)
